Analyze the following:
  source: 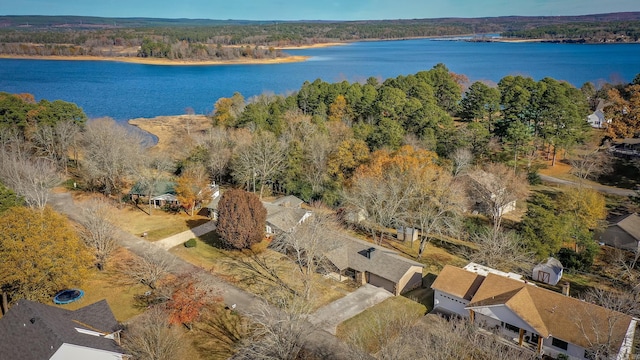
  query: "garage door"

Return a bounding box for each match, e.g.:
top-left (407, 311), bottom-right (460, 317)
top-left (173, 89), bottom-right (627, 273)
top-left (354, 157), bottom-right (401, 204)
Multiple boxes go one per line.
top-left (368, 273), bottom-right (395, 294)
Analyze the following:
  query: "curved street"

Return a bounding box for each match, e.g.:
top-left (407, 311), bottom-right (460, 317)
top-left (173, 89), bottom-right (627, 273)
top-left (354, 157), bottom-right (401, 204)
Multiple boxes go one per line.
top-left (49, 191), bottom-right (368, 360)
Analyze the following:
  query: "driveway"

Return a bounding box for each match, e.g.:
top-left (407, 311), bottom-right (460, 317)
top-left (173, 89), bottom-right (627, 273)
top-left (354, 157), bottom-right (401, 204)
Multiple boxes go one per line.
top-left (539, 174), bottom-right (636, 197)
top-left (155, 221), bottom-right (217, 250)
top-left (310, 284), bottom-right (393, 335)
top-left (48, 192), bottom-right (365, 360)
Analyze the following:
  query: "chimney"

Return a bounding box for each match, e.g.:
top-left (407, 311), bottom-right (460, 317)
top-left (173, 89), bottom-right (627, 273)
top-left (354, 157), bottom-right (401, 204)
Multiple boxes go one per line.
top-left (561, 282), bottom-right (570, 296)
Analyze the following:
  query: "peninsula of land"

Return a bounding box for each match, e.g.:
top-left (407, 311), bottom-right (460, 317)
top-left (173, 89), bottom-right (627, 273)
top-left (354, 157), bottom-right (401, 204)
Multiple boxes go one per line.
top-left (0, 54), bottom-right (310, 66)
top-left (1, 13), bottom-right (639, 65)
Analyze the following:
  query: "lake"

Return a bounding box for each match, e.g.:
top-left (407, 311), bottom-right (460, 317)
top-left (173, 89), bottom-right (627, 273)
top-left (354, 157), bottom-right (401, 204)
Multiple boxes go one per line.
top-left (1, 38), bottom-right (639, 121)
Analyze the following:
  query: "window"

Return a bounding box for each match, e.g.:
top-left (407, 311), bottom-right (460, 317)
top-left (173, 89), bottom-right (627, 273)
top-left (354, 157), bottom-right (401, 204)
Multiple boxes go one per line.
top-left (504, 323), bottom-right (519, 333)
top-left (552, 337), bottom-right (568, 350)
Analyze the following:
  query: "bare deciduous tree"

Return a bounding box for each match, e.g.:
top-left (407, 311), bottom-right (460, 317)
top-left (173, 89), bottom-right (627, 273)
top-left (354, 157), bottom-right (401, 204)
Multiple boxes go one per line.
top-left (467, 163), bottom-right (529, 232)
top-left (123, 306), bottom-right (186, 360)
top-left (0, 150), bottom-right (60, 209)
top-left (235, 297), bottom-right (314, 360)
top-left (467, 227), bottom-right (533, 272)
top-left (32, 120), bottom-right (82, 173)
top-left (271, 210), bottom-right (342, 300)
top-left (574, 288), bottom-right (638, 360)
top-left (80, 117), bottom-right (147, 195)
top-left (345, 174), bottom-right (413, 245)
top-left (348, 313), bottom-right (536, 360)
top-left (404, 171), bottom-right (464, 259)
top-left (569, 146), bottom-right (613, 183)
top-left (78, 198), bottom-right (118, 271)
top-left (135, 154), bottom-right (175, 215)
top-left (304, 132), bottom-right (332, 195)
top-left (232, 131), bottom-right (287, 198)
top-left (122, 252), bottom-right (175, 290)
top-left (451, 147), bottom-right (473, 177)
top-left (195, 127), bottom-right (233, 182)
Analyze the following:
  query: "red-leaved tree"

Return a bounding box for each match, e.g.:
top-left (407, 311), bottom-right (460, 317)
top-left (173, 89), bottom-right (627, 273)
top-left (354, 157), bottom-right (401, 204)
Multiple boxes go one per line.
top-left (166, 275), bottom-right (211, 330)
top-left (217, 189), bottom-right (267, 249)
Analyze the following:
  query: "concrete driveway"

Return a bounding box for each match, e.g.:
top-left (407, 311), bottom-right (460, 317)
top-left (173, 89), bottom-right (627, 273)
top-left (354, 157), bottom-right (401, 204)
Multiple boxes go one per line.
top-left (154, 221), bottom-right (217, 250)
top-left (310, 284), bottom-right (393, 335)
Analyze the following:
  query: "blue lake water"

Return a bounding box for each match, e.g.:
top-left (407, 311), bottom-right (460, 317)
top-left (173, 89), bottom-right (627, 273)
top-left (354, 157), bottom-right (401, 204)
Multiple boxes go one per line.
top-left (1, 38), bottom-right (639, 121)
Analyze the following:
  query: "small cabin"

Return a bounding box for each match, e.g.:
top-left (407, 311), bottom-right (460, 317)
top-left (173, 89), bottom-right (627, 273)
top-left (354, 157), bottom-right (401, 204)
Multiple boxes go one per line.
top-left (532, 257), bottom-right (563, 285)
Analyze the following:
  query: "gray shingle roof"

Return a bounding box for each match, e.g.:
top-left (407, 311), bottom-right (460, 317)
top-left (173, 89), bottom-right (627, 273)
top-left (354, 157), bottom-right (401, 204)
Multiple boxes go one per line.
top-left (0, 299), bottom-right (123, 360)
top-left (263, 202), bottom-right (311, 233)
top-left (271, 195), bottom-right (304, 208)
top-left (326, 235), bottom-right (424, 283)
top-left (613, 213), bottom-right (640, 241)
top-left (129, 180), bottom-right (176, 197)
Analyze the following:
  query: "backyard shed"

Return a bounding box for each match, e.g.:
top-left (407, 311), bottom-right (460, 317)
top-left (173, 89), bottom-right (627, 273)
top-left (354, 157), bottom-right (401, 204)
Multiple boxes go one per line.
top-left (532, 257), bottom-right (563, 285)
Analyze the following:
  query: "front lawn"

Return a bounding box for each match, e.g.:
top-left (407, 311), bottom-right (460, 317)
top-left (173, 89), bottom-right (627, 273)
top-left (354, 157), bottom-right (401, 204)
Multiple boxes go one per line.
top-left (336, 296), bottom-right (427, 354)
top-left (170, 232), bottom-right (356, 310)
top-left (52, 248), bottom-right (148, 322)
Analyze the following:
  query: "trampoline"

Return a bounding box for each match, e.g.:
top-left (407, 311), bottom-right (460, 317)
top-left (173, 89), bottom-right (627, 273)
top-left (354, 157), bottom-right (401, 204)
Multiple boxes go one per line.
top-left (53, 289), bottom-right (84, 304)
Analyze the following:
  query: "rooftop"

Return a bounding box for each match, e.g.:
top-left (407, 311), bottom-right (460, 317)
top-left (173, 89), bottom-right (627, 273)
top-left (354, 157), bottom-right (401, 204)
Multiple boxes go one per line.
top-left (0, 299), bottom-right (123, 360)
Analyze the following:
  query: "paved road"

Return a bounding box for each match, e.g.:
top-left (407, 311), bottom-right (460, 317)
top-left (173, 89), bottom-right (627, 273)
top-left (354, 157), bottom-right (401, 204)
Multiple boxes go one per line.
top-left (155, 221), bottom-right (217, 250)
top-left (49, 192), bottom-right (367, 360)
top-left (310, 284), bottom-right (393, 335)
top-left (539, 174), bottom-right (636, 197)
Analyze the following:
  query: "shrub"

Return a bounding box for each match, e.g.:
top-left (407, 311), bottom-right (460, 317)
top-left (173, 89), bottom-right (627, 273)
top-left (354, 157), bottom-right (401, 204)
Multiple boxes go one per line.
top-left (184, 238), bottom-right (197, 248)
top-left (527, 171), bottom-right (541, 185)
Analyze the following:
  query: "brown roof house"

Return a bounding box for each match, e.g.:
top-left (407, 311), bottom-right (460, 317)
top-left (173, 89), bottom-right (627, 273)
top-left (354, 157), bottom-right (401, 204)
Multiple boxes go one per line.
top-left (325, 235), bottom-right (424, 296)
top-left (0, 299), bottom-right (125, 360)
top-left (599, 213), bottom-right (640, 252)
top-left (431, 264), bottom-right (636, 360)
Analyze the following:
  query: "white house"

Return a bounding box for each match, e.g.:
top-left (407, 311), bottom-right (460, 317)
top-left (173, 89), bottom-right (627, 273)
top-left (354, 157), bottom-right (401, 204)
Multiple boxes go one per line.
top-left (0, 299), bottom-right (125, 360)
top-left (532, 257), bottom-right (564, 285)
top-left (587, 109), bottom-right (610, 128)
top-left (432, 265), bottom-right (636, 360)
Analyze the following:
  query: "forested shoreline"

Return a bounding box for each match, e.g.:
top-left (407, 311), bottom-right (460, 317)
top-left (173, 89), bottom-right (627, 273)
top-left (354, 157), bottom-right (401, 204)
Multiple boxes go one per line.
top-left (1, 12), bottom-right (639, 60)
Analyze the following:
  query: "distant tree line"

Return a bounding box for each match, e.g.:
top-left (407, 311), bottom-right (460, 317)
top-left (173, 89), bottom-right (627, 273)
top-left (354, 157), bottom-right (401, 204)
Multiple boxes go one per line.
top-left (1, 13), bottom-right (640, 60)
top-left (503, 21), bottom-right (640, 42)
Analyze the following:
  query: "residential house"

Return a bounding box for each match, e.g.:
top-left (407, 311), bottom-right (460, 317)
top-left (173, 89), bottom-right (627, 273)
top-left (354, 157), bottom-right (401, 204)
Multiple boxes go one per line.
top-left (431, 265), bottom-right (636, 360)
top-left (271, 195), bottom-right (304, 209)
top-left (131, 181), bottom-right (219, 211)
top-left (599, 213), bottom-right (640, 252)
top-left (463, 170), bottom-right (517, 217)
top-left (263, 201), bottom-right (312, 235)
top-left (325, 235), bottom-right (424, 296)
top-left (587, 109), bottom-right (610, 129)
top-left (532, 257), bottom-right (564, 286)
top-left (0, 299), bottom-right (125, 360)
top-left (129, 180), bottom-right (179, 209)
top-left (206, 194), bottom-right (312, 235)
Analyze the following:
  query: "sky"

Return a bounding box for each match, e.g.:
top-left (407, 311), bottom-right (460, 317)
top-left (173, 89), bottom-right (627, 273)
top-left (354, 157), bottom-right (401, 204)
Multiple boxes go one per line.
top-left (1, 0), bottom-right (639, 21)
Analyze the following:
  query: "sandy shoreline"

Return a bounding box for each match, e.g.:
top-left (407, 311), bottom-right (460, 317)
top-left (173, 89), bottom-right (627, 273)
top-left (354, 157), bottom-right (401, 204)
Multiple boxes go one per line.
top-left (129, 115), bottom-right (212, 154)
top-left (276, 42), bottom-right (349, 50)
top-left (0, 54), bottom-right (310, 66)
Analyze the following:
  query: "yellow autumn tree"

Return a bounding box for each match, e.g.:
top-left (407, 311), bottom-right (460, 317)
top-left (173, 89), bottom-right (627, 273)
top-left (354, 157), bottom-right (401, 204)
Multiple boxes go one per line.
top-left (328, 95), bottom-right (350, 123)
top-left (175, 165), bottom-right (212, 216)
top-left (326, 139), bottom-right (370, 184)
top-left (0, 206), bottom-right (92, 313)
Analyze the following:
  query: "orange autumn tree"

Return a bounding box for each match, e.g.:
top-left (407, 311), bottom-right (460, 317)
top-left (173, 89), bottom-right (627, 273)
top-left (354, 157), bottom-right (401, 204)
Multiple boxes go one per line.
top-left (165, 275), bottom-right (214, 330)
top-left (175, 165), bottom-right (212, 216)
top-left (606, 84), bottom-right (640, 139)
top-left (345, 145), bottom-right (451, 245)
